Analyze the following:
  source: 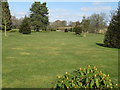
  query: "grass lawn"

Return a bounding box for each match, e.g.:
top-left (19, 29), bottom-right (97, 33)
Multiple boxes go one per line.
top-left (2, 31), bottom-right (118, 88)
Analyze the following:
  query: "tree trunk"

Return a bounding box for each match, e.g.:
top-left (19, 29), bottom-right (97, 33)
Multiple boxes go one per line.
top-left (83, 32), bottom-right (86, 37)
top-left (5, 22), bottom-right (7, 36)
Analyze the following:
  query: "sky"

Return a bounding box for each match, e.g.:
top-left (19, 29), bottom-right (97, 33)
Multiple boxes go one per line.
top-left (8, 1), bottom-right (118, 22)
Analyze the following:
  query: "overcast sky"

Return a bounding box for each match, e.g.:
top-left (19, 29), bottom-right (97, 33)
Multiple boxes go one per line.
top-left (9, 1), bottom-right (118, 22)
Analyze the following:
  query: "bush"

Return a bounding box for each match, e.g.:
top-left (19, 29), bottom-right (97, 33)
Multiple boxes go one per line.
top-left (50, 29), bottom-right (56, 31)
top-left (54, 65), bottom-right (118, 89)
top-left (19, 16), bottom-right (31, 34)
top-left (64, 29), bottom-right (68, 32)
top-left (73, 26), bottom-right (82, 35)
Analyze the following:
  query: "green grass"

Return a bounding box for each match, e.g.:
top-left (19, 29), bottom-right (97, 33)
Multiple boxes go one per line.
top-left (2, 31), bottom-right (118, 88)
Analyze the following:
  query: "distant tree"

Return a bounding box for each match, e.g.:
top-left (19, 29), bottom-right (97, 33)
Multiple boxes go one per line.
top-left (88, 13), bottom-right (108, 33)
top-left (48, 20), bottom-right (67, 30)
top-left (11, 16), bottom-right (24, 29)
top-left (2, 0), bottom-right (12, 36)
top-left (81, 16), bottom-right (90, 37)
top-left (68, 21), bottom-right (76, 27)
top-left (54, 20), bottom-right (67, 27)
top-left (30, 2), bottom-right (49, 32)
top-left (104, 2), bottom-right (120, 48)
top-left (19, 16), bottom-right (31, 34)
top-left (74, 22), bottom-right (82, 35)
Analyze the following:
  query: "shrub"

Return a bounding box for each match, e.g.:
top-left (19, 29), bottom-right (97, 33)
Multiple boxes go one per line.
top-left (19, 16), bottom-right (31, 34)
top-left (54, 65), bottom-right (118, 89)
top-left (50, 29), bottom-right (56, 31)
top-left (64, 29), bottom-right (68, 32)
top-left (73, 26), bottom-right (82, 35)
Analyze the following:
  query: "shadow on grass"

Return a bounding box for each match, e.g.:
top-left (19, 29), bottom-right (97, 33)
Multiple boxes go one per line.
top-left (96, 43), bottom-right (106, 47)
top-left (96, 43), bottom-right (118, 49)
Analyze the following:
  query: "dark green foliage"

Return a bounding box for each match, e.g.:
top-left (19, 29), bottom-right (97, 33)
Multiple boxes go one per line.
top-left (81, 16), bottom-right (90, 33)
top-left (64, 29), bottom-right (68, 32)
top-left (54, 65), bottom-right (118, 89)
top-left (73, 22), bottom-right (82, 35)
top-left (104, 2), bottom-right (120, 48)
top-left (2, 0), bottom-right (12, 31)
top-left (30, 2), bottom-right (49, 32)
top-left (50, 28), bottom-right (56, 31)
top-left (69, 28), bottom-right (73, 32)
top-left (19, 16), bottom-right (31, 34)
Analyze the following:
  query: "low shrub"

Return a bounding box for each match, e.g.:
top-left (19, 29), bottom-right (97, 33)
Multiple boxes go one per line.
top-left (50, 29), bottom-right (56, 31)
top-left (73, 26), bottom-right (82, 35)
top-left (64, 29), bottom-right (68, 32)
top-left (54, 65), bottom-right (118, 89)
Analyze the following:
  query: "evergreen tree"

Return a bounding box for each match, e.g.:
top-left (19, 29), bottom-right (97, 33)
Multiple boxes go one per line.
top-left (30, 2), bottom-right (49, 32)
top-left (104, 2), bottom-right (120, 48)
top-left (19, 16), bottom-right (31, 34)
top-left (2, 0), bottom-right (12, 32)
top-left (81, 16), bottom-right (90, 37)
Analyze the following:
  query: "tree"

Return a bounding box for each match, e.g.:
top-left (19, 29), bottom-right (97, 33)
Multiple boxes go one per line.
top-left (88, 13), bottom-right (108, 33)
top-left (48, 20), bottom-right (67, 31)
top-left (104, 2), bottom-right (120, 48)
top-left (11, 16), bottom-right (23, 29)
top-left (19, 16), bottom-right (31, 34)
top-left (2, 0), bottom-right (12, 36)
top-left (30, 2), bottom-right (49, 32)
top-left (74, 22), bottom-right (82, 35)
top-left (81, 16), bottom-right (90, 37)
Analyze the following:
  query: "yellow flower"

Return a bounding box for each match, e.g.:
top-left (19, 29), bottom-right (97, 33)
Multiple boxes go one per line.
top-left (102, 77), bottom-right (104, 80)
top-left (66, 72), bottom-right (68, 74)
top-left (76, 85), bottom-right (78, 87)
top-left (115, 84), bottom-right (118, 86)
top-left (94, 74), bottom-right (96, 77)
top-left (84, 68), bottom-right (86, 71)
top-left (57, 76), bottom-right (60, 78)
top-left (94, 66), bottom-right (96, 69)
top-left (66, 77), bottom-right (68, 80)
top-left (72, 80), bottom-right (74, 83)
top-left (88, 65), bottom-right (91, 68)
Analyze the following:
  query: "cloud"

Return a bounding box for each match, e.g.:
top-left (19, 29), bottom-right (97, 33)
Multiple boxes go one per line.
top-left (49, 9), bottom-right (89, 22)
top-left (80, 6), bottom-right (112, 12)
top-left (11, 11), bottom-right (29, 18)
top-left (92, 2), bottom-right (104, 5)
top-left (49, 9), bottom-right (69, 13)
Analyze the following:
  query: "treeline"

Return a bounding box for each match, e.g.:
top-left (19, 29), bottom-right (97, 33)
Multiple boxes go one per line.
top-left (0, 1), bottom-right (49, 34)
top-left (48, 13), bottom-right (108, 34)
top-left (0, 0), bottom-right (109, 34)
top-left (1, 0), bottom-right (120, 48)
